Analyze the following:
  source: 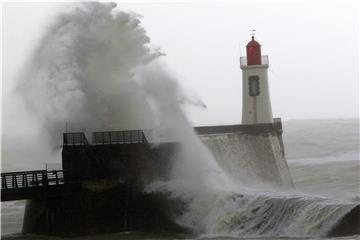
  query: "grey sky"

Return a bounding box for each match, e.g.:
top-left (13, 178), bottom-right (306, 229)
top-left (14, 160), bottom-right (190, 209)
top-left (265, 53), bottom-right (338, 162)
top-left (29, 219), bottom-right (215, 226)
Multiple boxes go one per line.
top-left (3, 0), bottom-right (359, 129)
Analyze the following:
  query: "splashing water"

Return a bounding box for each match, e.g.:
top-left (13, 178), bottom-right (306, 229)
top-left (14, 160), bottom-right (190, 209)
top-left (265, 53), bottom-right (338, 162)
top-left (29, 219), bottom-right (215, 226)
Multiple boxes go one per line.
top-left (16, 2), bottom-right (161, 142)
top-left (13, 0), bottom-right (233, 230)
top-left (10, 2), bottom-right (359, 238)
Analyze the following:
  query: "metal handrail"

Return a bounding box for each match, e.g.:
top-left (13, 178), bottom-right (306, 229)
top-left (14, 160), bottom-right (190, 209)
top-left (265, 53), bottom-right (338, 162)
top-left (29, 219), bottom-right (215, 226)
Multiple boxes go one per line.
top-left (1, 170), bottom-right (67, 190)
top-left (92, 130), bottom-right (148, 145)
top-left (63, 132), bottom-right (89, 146)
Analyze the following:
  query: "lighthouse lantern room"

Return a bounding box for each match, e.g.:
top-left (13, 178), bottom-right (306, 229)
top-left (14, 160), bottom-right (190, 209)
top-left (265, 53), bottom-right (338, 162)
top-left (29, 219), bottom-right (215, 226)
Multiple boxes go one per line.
top-left (240, 35), bottom-right (273, 124)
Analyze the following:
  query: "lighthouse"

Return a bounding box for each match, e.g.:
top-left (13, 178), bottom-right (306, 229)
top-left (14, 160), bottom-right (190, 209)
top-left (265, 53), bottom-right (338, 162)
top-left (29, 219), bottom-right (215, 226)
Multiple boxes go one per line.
top-left (240, 35), bottom-right (273, 124)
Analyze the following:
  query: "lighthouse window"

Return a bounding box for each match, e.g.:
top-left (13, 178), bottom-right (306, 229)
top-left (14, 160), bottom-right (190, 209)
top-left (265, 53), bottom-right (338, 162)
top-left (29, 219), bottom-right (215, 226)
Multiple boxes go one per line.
top-left (248, 76), bottom-right (260, 96)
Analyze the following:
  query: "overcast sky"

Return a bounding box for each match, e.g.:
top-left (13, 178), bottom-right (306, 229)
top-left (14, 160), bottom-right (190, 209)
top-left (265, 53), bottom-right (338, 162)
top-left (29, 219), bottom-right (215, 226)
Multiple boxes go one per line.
top-left (3, 0), bottom-right (359, 128)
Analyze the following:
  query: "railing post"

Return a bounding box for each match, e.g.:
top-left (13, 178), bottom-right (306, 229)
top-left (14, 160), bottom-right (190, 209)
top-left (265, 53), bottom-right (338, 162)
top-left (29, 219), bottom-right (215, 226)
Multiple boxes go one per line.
top-left (42, 172), bottom-right (48, 187)
top-left (2, 176), bottom-right (7, 189)
top-left (12, 175), bottom-right (18, 188)
top-left (17, 175), bottom-right (20, 188)
top-left (31, 173), bottom-right (35, 186)
top-left (35, 173), bottom-right (39, 187)
top-left (22, 174), bottom-right (26, 188)
top-left (55, 171), bottom-right (59, 185)
top-left (142, 132), bottom-right (146, 143)
top-left (62, 170), bottom-right (67, 185)
top-left (24, 173), bottom-right (29, 187)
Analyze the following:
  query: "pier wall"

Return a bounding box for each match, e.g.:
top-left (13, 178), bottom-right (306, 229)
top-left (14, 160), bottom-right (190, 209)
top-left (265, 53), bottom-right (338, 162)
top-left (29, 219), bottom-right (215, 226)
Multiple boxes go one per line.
top-left (195, 121), bottom-right (294, 188)
top-left (23, 142), bottom-right (188, 236)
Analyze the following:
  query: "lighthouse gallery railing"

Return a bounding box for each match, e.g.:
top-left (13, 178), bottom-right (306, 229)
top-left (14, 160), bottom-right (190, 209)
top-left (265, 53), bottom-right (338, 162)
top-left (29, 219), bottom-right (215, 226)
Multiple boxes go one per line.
top-left (240, 55), bottom-right (269, 67)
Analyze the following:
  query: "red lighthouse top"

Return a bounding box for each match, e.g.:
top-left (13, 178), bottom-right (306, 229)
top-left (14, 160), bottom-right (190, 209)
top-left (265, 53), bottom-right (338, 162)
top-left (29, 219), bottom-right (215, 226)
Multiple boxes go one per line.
top-left (246, 36), bottom-right (262, 65)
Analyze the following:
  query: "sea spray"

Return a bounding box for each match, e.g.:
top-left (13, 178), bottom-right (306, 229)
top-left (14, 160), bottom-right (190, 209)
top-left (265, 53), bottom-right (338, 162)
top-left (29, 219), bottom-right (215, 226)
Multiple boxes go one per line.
top-left (137, 65), bottom-right (237, 232)
top-left (12, 1), bottom-right (234, 230)
top-left (12, 1), bottom-right (239, 233)
top-left (3, 2), bottom-right (158, 169)
top-left (16, 2), bottom-right (161, 146)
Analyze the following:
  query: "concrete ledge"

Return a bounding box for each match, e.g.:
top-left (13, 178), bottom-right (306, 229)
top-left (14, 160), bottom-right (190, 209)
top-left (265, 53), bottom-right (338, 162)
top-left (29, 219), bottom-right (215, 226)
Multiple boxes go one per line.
top-left (194, 122), bottom-right (282, 136)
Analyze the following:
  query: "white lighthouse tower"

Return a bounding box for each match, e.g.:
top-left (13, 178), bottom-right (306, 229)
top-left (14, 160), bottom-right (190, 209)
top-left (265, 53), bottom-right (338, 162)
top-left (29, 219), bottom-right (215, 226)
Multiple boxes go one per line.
top-left (240, 35), bottom-right (273, 124)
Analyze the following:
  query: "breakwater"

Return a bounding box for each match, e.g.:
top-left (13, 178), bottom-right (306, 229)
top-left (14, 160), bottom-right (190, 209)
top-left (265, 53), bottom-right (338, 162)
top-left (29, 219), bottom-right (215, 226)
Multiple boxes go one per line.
top-left (21, 123), bottom-right (359, 237)
top-left (195, 120), bottom-right (293, 188)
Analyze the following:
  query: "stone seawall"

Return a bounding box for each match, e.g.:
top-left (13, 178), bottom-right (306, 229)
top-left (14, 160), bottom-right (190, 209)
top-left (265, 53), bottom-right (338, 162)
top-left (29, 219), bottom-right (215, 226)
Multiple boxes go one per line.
top-left (195, 123), bottom-right (294, 188)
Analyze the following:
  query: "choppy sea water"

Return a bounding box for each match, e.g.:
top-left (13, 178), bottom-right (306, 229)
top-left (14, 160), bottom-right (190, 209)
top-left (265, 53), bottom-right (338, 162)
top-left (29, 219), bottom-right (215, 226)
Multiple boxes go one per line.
top-left (1, 119), bottom-right (359, 239)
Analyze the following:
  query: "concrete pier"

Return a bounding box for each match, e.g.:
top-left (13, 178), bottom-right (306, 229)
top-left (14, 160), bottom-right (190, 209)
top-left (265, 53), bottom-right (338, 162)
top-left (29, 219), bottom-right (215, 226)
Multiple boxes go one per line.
top-left (22, 121), bottom-right (294, 236)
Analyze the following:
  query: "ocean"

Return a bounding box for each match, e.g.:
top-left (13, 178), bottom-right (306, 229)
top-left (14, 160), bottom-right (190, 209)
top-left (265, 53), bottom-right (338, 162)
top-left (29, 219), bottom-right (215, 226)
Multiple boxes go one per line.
top-left (1, 119), bottom-right (359, 239)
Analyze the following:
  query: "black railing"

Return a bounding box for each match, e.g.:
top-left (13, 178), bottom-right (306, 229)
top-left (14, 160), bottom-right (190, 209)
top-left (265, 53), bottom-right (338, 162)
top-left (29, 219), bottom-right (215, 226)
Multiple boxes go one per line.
top-left (63, 132), bottom-right (89, 146)
top-left (1, 170), bottom-right (66, 190)
top-left (93, 130), bottom-right (148, 145)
